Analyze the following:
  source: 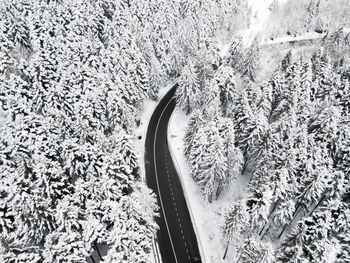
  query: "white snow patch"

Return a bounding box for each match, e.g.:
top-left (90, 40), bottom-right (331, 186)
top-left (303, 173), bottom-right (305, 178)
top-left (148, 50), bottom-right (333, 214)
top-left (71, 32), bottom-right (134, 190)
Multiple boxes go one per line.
top-left (168, 109), bottom-right (249, 262)
top-left (240, 0), bottom-right (275, 47)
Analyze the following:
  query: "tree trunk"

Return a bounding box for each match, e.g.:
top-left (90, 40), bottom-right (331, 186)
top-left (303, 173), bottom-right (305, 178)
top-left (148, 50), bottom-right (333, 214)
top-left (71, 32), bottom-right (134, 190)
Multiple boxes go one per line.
top-left (259, 221), bottom-right (267, 236)
top-left (216, 181), bottom-right (224, 200)
top-left (290, 206), bottom-right (303, 225)
top-left (292, 200), bottom-right (303, 219)
top-left (208, 192), bottom-right (213, 203)
top-left (261, 222), bottom-right (272, 240)
top-left (94, 242), bottom-right (102, 260)
top-left (259, 199), bottom-right (279, 236)
top-left (278, 200), bottom-right (307, 240)
top-left (242, 157), bottom-right (250, 176)
top-left (269, 199), bottom-right (280, 218)
top-left (235, 252), bottom-right (243, 263)
top-left (277, 223), bottom-right (288, 239)
top-left (309, 194), bottom-right (326, 217)
top-left (223, 241), bottom-right (230, 260)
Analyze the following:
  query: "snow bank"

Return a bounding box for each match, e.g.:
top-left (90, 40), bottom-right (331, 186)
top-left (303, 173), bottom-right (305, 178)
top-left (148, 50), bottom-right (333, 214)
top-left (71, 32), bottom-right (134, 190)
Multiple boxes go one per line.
top-left (168, 109), bottom-right (248, 262)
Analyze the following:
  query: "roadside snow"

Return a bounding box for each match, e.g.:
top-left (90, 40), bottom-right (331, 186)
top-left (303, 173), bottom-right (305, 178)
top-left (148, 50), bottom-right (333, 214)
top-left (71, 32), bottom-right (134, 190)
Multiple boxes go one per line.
top-left (168, 109), bottom-right (249, 262)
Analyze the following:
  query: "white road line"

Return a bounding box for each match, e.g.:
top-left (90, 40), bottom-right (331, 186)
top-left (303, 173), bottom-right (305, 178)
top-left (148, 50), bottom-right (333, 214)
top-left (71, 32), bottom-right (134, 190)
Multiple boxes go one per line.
top-left (154, 97), bottom-right (179, 263)
top-left (164, 138), bottom-right (192, 262)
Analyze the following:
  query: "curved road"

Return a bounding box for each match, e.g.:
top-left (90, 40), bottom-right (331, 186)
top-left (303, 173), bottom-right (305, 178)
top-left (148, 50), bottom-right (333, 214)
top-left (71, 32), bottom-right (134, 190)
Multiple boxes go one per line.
top-left (145, 85), bottom-right (201, 263)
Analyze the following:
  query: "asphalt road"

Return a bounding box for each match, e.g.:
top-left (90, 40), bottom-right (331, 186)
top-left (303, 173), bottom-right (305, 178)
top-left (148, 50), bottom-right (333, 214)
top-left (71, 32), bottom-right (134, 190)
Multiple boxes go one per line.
top-left (145, 85), bottom-right (201, 263)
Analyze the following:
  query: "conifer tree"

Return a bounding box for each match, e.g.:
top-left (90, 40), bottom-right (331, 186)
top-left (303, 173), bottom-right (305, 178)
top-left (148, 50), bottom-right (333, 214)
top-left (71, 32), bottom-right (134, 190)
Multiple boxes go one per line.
top-left (239, 238), bottom-right (275, 263)
top-left (214, 65), bottom-right (237, 116)
top-left (241, 38), bottom-right (260, 81)
top-left (175, 62), bottom-right (200, 115)
top-left (227, 35), bottom-right (244, 70)
top-left (184, 110), bottom-right (204, 158)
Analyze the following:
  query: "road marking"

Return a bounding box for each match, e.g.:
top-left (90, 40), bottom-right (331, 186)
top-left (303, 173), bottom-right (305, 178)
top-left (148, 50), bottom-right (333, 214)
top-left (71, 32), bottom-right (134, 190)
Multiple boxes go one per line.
top-left (164, 134), bottom-right (193, 263)
top-left (153, 97), bottom-right (179, 263)
top-left (154, 96), bottom-right (192, 263)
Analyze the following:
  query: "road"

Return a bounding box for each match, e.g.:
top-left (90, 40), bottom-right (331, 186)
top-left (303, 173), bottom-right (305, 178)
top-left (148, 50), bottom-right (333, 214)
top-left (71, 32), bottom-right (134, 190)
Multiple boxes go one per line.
top-left (261, 36), bottom-right (323, 51)
top-left (145, 85), bottom-right (201, 263)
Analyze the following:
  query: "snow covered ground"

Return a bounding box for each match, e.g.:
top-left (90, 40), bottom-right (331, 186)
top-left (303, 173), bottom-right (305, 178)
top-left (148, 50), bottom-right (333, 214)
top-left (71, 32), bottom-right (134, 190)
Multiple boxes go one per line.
top-left (241, 0), bottom-right (275, 47)
top-left (168, 110), bottom-right (249, 262)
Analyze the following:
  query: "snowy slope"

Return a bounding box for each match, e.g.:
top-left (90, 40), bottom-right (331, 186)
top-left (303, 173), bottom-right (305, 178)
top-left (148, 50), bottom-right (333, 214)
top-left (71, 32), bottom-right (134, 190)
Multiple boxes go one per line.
top-left (241, 0), bottom-right (275, 47)
top-left (168, 110), bottom-right (249, 262)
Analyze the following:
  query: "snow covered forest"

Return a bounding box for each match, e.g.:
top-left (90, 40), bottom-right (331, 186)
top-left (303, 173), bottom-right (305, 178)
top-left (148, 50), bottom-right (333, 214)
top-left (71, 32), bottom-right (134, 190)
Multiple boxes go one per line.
top-left (1, 0), bottom-right (350, 262)
top-left (0, 0), bottom-right (247, 262)
top-left (175, 1), bottom-right (350, 262)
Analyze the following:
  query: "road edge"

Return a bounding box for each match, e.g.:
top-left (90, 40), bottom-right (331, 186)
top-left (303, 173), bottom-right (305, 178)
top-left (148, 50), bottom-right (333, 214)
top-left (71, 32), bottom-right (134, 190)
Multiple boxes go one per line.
top-left (167, 108), bottom-right (207, 263)
top-left (140, 86), bottom-right (174, 263)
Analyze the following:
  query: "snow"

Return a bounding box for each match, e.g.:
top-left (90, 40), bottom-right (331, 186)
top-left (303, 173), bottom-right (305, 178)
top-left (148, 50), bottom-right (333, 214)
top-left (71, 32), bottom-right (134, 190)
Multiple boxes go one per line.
top-left (240, 0), bottom-right (275, 47)
top-left (168, 109), bottom-right (249, 262)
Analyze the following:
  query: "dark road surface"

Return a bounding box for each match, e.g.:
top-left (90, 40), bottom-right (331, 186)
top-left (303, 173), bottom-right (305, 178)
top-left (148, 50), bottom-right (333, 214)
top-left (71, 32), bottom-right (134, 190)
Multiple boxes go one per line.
top-left (145, 85), bottom-right (201, 263)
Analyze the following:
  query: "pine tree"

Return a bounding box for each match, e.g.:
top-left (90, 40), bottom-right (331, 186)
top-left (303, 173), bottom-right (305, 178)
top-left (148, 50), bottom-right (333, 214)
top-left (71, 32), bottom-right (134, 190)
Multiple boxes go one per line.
top-left (43, 231), bottom-right (88, 263)
top-left (201, 80), bottom-right (222, 120)
top-left (293, 142), bottom-right (334, 221)
top-left (239, 238), bottom-right (275, 263)
top-left (280, 50), bottom-right (293, 72)
top-left (305, 0), bottom-right (320, 30)
top-left (196, 45), bottom-right (214, 92)
top-left (227, 35), bottom-right (244, 70)
top-left (277, 205), bottom-right (342, 263)
top-left (184, 110), bottom-right (204, 158)
top-left (232, 89), bottom-right (268, 167)
top-left (206, 39), bottom-right (222, 70)
top-left (254, 82), bottom-right (273, 119)
top-left (312, 52), bottom-right (339, 100)
top-left (175, 62), bottom-right (200, 115)
top-left (214, 65), bottom-right (237, 116)
top-left (241, 38), bottom-right (260, 81)
top-left (189, 121), bottom-right (227, 202)
top-left (0, 2), bottom-right (32, 53)
top-left (102, 188), bottom-right (157, 263)
top-left (309, 104), bottom-right (341, 147)
top-left (0, 235), bottom-right (42, 263)
top-left (220, 119), bottom-right (244, 186)
top-left (334, 121), bottom-right (350, 175)
top-left (223, 199), bottom-right (249, 244)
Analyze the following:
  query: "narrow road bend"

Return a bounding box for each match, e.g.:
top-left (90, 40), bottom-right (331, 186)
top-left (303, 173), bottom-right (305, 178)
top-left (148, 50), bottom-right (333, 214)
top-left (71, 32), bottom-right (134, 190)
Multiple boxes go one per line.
top-left (145, 85), bottom-right (201, 263)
